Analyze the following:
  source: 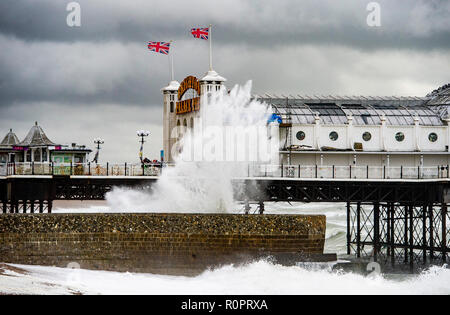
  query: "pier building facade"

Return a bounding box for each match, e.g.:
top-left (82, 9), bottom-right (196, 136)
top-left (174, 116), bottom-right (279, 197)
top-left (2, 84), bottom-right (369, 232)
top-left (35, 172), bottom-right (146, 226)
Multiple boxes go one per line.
top-left (0, 122), bottom-right (91, 165)
top-left (162, 71), bottom-right (450, 171)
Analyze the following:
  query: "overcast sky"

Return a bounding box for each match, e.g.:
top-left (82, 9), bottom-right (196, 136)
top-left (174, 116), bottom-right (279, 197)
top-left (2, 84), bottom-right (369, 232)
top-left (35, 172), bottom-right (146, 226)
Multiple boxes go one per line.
top-left (0, 0), bottom-right (449, 162)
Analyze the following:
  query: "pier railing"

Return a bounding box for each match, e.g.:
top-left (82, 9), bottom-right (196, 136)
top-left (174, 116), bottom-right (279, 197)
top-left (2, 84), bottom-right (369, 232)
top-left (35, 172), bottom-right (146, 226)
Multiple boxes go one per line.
top-left (1, 162), bottom-right (163, 177)
top-left (260, 164), bottom-right (449, 180)
top-left (0, 162), bottom-right (448, 180)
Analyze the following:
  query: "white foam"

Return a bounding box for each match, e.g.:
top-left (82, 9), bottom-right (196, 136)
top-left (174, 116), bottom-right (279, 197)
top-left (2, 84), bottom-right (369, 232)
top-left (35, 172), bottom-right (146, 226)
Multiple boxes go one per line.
top-left (1, 261), bottom-right (449, 295)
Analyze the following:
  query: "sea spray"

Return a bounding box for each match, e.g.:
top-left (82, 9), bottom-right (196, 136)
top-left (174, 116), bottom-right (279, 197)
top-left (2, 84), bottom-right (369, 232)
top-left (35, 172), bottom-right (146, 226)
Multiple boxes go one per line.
top-left (106, 81), bottom-right (277, 213)
top-left (4, 261), bottom-right (450, 295)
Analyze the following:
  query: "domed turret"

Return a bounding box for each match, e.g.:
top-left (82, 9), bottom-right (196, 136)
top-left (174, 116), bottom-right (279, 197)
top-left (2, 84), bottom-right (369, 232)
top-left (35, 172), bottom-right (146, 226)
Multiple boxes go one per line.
top-left (199, 70), bottom-right (226, 96)
top-left (0, 129), bottom-right (19, 148)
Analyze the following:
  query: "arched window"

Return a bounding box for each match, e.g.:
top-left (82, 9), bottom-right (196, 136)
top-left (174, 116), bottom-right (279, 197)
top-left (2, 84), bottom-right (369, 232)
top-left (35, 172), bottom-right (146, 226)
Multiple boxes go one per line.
top-left (190, 117), bottom-right (194, 129)
top-left (170, 102), bottom-right (174, 113)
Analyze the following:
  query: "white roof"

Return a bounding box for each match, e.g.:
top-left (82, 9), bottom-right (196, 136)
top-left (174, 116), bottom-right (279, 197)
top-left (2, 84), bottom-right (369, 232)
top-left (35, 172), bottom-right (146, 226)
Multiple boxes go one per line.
top-left (200, 70), bottom-right (226, 82)
top-left (161, 80), bottom-right (180, 92)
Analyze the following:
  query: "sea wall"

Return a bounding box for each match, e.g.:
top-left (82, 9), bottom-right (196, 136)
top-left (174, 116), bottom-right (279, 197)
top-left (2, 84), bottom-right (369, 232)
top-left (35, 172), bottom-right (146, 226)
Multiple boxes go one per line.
top-left (0, 213), bottom-right (326, 275)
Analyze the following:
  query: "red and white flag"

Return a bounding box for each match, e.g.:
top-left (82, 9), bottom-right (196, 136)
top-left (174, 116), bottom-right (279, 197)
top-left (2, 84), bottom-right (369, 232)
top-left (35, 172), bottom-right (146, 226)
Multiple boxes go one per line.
top-left (191, 27), bottom-right (209, 40)
top-left (147, 41), bottom-right (171, 55)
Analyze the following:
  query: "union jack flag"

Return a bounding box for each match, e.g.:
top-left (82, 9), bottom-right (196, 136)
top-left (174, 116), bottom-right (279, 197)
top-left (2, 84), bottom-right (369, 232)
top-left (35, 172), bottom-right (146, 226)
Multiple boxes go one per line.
top-left (191, 27), bottom-right (209, 40)
top-left (147, 41), bottom-right (171, 55)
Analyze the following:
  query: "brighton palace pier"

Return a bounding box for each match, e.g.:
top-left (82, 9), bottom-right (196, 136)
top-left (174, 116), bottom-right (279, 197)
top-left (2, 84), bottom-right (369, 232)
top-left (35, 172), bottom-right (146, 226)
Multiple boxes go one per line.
top-left (0, 68), bottom-right (448, 272)
top-left (163, 71), bottom-right (450, 179)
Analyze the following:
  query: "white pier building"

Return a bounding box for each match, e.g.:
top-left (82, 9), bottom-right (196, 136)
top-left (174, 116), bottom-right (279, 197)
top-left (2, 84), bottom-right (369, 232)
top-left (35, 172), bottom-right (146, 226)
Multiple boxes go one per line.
top-left (162, 69), bottom-right (450, 176)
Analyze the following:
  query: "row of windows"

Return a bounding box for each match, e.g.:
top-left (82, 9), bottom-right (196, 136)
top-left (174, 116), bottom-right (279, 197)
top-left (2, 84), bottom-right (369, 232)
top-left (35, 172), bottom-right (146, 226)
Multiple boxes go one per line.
top-left (296, 131), bottom-right (439, 143)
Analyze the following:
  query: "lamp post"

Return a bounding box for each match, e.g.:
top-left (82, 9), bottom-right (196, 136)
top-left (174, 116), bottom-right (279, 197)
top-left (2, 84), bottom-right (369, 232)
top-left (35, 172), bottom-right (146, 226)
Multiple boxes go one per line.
top-left (137, 130), bottom-right (150, 163)
top-left (92, 138), bottom-right (104, 163)
top-left (137, 131), bottom-right (150, 176)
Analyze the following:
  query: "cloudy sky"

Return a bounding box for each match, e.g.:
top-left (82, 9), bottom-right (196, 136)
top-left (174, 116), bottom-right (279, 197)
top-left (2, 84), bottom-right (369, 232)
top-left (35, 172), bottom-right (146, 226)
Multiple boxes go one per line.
top-left (0, 0), bottom-right (449, 162)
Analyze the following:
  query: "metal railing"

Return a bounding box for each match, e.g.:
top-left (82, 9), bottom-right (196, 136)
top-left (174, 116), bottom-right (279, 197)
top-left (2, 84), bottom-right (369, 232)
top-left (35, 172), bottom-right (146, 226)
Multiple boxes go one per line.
top-left (1, 162), bottom-right (449, 180)
top-left (2, 162), bottom-right (164, 177)
top-left (247, 164), bottom-right (449, 180)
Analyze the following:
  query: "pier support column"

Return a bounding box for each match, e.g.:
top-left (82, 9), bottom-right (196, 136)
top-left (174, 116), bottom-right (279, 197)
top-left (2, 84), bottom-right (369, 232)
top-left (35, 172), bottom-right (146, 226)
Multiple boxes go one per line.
top-left (1, 200), bottom-right (6, 214)
top-left (346, 202), bottom-right (351, 255)
top-left (390, 204), bottom-right (395, 266)
top-left (48, 200), bottom-right (53, 214)
top-left (30, 200), bottom-right (35, 214)
top-left (404, 205), bottom-right (408, 264)
top-left (409, 206), bottom-right (414, 272)
top-left (386, 204), bottom-right (391, 258)
top-left (422, 205), bottom-right (427, 264)
top-left (373, 203), bottom-right (380, 262)
top-left (39, 200), bottom-right (44, 214)
top-left (356, 202), bottom-right (361, 258)
top-left (442, 203), bottom-right (447, 264)
top-left (429, 205), bottom-right (434, 260)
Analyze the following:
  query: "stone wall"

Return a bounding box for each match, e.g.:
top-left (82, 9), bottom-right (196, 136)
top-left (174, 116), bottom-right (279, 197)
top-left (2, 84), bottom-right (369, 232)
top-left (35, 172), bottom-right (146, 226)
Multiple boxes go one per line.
top-left (0, 213), bottom-right (326, 275)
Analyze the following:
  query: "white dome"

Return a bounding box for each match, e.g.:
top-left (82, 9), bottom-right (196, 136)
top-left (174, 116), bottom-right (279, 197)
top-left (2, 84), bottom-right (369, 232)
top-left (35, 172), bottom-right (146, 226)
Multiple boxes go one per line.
top-left (162, 80), bottom-right (180, 92)
top-left (200, 70), bottom-right (226, 82)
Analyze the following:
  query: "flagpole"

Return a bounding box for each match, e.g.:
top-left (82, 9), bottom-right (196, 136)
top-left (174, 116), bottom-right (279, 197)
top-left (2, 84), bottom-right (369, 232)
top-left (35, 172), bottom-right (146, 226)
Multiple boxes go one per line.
top-left (209, 24), bottom-right (213, 71)
top-left (169, 40), bottom-right (174, 81)
top-left (171, 54), bottom-right (174, 81)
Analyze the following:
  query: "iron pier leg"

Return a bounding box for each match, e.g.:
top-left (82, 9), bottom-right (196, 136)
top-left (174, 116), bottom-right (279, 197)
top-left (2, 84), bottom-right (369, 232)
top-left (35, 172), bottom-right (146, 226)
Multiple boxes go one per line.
top-left (422, 204), bottom-right (427, 264)
top-left (48, 200), bottom-right (53, 214)
top-left (347, 202), bottom-right (351, 255)
top-left (30, 200), bottom-right (34, 214)
top-left (429, 205), bottom-right (434, 261)
top-left (356, 202), bottom-right (361, 258)
top-left (386, 204), bottom-right (391, 258)
top-left (22, 200), bottom-right (27, 214)
top-left (2, 200), bottom-right (6, 214)
top-left (404, 205), bottom-right (408, 264)
top-left (390, 204), bottom-right (395, 266)
top-left (409, 206), bottom-right (414, 272)
top-left (374, 202), bottom-right (380, 263)
top-left (442, 203), bottom-right (447, 264)
top-left (15, 200), bottom-right (19, 214)
top-left (39, 200), bottom-right (44, 214)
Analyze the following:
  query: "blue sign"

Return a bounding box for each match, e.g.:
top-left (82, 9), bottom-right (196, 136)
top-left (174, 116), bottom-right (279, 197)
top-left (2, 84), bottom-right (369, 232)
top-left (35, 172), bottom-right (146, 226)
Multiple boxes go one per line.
top-left (268, 113), bottom-right (282, 124)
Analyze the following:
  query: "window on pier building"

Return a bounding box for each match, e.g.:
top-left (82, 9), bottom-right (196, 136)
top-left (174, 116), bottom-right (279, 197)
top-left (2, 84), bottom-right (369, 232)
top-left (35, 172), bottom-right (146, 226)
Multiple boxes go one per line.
top-left (296, 131), bottom-right (306, 141)
top-left (329, 131), bottom-right (339, 141)
top-left (34, 148), bottom-right (41, 162)
top-left (362, 132), bottom-right (372, 142)
top-left (428, 132), bottom-right (438, 142)
top-left (395, 132), bottom-right (405, 142)
top-left (26, 149), bottom-right (31, 162)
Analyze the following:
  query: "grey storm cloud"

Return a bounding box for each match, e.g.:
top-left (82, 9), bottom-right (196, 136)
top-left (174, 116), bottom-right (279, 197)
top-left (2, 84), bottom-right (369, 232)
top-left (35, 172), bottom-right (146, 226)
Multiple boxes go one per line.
top-left (1, 0), bottom-right (449, 49)
top-left (0, 0), bottom-right (449, 162)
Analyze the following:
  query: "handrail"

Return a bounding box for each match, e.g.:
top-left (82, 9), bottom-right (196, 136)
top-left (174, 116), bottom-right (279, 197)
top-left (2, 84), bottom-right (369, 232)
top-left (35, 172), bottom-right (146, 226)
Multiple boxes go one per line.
top-left (1, 162), bottom-right (448, 180)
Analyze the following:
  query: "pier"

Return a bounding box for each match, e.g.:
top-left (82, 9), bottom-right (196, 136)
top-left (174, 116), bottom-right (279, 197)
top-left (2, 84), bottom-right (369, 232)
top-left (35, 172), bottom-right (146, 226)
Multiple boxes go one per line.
top-left (0, 162), bottom-right (449, 271)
